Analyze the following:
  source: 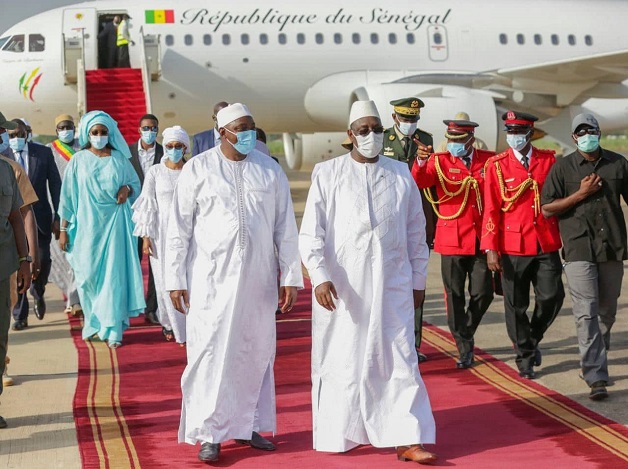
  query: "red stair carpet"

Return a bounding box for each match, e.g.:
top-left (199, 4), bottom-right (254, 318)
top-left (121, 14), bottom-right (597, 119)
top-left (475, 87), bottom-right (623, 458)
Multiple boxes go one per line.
top-left (69, 284), bottom-right (628, 468)
top-left (85, 68), bottom-right (146, 143)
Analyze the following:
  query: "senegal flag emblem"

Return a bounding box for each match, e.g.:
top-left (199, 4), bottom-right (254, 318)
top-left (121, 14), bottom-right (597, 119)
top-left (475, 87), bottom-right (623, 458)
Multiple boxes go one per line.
top-left (145, 10), bottom-right (175, 24)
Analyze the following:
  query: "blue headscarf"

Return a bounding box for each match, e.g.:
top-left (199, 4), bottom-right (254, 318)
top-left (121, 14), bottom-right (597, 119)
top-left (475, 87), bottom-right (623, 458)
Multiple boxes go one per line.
top-left (78, 110), bottom-right (131, 159)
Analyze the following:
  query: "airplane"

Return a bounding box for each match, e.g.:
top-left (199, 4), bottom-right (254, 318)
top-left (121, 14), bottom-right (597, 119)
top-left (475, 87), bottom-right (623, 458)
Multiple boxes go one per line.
top-left (0, 0), bottom-right (627, 170)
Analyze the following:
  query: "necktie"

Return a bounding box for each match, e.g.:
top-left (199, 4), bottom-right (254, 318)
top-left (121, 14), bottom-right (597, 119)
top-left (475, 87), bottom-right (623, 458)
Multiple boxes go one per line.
top-left (521, 155), bottom-right (529, 170)
top-left (462, 156), bottom-right (471, 169)
top-left (402, 137), bottom-right (411, 159)
top-left (16, 151), bottom-right (25, 169)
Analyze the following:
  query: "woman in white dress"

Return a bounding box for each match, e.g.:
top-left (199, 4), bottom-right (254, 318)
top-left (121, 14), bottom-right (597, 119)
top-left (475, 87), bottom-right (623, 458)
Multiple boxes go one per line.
top-left (132, 126), bottom-right (188, 345)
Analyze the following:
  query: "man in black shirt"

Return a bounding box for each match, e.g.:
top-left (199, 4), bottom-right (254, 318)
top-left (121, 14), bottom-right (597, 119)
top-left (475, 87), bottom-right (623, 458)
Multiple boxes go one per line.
top-left (541, 113), bottom-right (628, 401)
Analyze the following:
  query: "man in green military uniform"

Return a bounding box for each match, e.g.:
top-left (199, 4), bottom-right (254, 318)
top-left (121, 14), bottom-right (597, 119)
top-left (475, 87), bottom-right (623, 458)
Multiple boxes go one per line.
top-left (383, 97), bottom-right (436, 363)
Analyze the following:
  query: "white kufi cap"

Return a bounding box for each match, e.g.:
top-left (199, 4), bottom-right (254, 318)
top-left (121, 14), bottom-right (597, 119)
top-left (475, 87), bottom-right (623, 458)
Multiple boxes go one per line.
top-left (162, 126), bottom-right (190, 152)
top-left (349, 100), bottom-right (380, 127)
top-left (216, 103), bottom-right (252, 128)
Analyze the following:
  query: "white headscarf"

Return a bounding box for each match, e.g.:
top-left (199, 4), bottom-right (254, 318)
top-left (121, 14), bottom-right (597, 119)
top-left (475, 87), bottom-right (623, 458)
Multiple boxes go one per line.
top-left (162, 126), bottom-right (190, 153)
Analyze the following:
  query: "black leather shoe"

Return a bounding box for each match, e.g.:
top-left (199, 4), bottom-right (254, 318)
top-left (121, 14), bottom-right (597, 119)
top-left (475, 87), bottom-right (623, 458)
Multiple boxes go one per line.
top-left (519, 368), bottom-right (536, 379)
top-left (235, 431), bottom-right (276, 451)
top-left (144, 311), bottom-right (160, 325)
top-left (34, 299), bottom-right (46, 320)
top-left (12, 320), bottom-right (27, 331)
top-left (417, 349), bottom-right (427, 363)
top-left (198, 442), bottom-right (220, 462)
top-left (0, 416), bottom-right (7, 429)
top-left (589, 381), bottom-right (609, 401)
top-left (456, 352), bottom-right (474, 369)
top-left (534, 348), bottom-right (542, 367)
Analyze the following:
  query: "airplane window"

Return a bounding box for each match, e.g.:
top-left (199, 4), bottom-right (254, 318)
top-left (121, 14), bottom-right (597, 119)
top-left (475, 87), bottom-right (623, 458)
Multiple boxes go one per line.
top-left (388, 33), bottom-right (397, 44)
top-left (433, 32), bottom-right (443, 45)
top-left (3, 34), bottom-right (25, 53)
top-left (406, 33), bottom-right (415, 44)
top-left (352, 33), bottom-right (361, 44)
top-left (516, 34), bottom-right (524, 45)
top-left (551, 34), bottom-right (559, 45)
top-left (165, 35), bottom-right (174, 46)
top-left (260, 33), bottom-right (268, 45)
top-left (568, 34), bottom-right (576, 45)
top-left (184, 34), bottom-right (193, 46)
top-left (29, 34), bottom-right (45, 52)
top-left (585, 35), bottom-right (593, 46)
top-left (370, 33), bottom-right (379, 45)
top-left (297, 33), bottom-right (305, 45)
top-left (241, 34), bottom-right (250, 45)
top-left (203, 34), bottom-right (212, 46)
top-left (222, 34), bottom-right (231, 45)
top-left (0, 36), bottom-right (8, 50)
top-left (534, 34), bottom-right (542, 45)
top-left (315, 33), bottom-right (324, 44)
top-left (499, 34), bottom-right (507, 45)
top-left (278, 33), bottom-right (287, 45)
top-left (334, 33), bottom-right (342, 45)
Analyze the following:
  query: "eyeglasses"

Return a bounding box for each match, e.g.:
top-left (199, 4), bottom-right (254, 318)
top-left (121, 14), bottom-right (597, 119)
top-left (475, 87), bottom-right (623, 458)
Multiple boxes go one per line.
top-left (165, 143), bottom-right (185, 150)
top-left (574, 128), bottom-right (600, 137)
top-left (351, 126), bottom-right (385, 137)
top-left (140, 126), bottom-right (158, 132)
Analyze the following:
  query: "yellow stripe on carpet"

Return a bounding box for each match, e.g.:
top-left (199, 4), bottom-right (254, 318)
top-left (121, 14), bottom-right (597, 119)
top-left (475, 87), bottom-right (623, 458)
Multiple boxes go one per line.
top-left (423, 327), bottom-right (628, 462)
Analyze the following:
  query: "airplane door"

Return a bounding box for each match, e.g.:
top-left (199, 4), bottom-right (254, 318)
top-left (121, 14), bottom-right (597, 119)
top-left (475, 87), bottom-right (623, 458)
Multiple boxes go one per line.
top-left (428, 25), bottom-right (448, 62)
top-left (63, 8), bottom-right (97, 70)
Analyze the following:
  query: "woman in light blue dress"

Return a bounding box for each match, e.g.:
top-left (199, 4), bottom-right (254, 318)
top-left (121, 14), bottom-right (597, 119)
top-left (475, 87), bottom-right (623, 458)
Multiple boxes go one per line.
top-left (58, 111), bottom-right (145, 348)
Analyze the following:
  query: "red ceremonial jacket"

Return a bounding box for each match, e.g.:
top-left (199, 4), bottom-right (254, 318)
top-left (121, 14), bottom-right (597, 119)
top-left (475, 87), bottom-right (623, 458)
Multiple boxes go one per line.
top-left (412, 149), bottom-right (495, 255)
top-left (480, 147), bottom-right (561, 255)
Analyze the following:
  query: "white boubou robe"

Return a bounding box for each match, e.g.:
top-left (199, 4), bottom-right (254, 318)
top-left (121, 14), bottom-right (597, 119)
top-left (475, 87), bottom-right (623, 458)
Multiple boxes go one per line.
top-left (299, 154), bottom-right (435, 452)
top-left (164, 147), bottom-right (303, 445)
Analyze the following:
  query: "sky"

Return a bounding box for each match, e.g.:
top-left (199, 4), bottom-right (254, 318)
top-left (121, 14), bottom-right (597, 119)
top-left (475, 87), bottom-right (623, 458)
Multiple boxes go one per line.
top-left (0, 0), bottom-right (86, 35)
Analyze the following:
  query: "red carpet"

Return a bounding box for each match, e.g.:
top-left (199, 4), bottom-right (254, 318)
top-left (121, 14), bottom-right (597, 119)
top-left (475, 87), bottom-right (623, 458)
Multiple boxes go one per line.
top-left (70, 283), bottom-right (628, 468)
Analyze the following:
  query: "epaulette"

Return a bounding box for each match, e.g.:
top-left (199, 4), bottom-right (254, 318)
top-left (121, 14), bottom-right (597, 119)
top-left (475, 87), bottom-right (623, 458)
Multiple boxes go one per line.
top-left (489, 151), bottom-right (509, 162)
top-left (476, 149), bottom-right (497, 159)
top-left (535, 148), bottom-right (556, 156)
top-left (415, 128), bottom-right (432, 137)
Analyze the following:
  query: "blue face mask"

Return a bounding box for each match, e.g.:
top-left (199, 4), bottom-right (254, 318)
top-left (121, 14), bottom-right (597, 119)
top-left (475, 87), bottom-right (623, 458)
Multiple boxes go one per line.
top-left (506, 133), bottom-right (529, 152)
top-left (90, 135), bottom-right (108, 150)
top-left (225, 129), bottom-right (257, 155)
top-left (577, 134), bottom-right (600, 153)
top-left (0, 132), bottom-right (9, 153)
top-left (58, 130), bottom-right (74, 144)
top-left (447, 141), bottom-right (468, 157)
top-left (9, 137), bottom-right (26, 152)
top-left (166, 146), bottom-right (184, 163)
top-left (398, 121), bottom-right (417, 136)
top-left (141, 130), bottom-right (157, 145)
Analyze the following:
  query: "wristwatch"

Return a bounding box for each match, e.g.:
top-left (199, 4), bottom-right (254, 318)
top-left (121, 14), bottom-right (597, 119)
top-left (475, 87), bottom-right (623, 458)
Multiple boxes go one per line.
top-left (19, 255), bottom-right (33, 263)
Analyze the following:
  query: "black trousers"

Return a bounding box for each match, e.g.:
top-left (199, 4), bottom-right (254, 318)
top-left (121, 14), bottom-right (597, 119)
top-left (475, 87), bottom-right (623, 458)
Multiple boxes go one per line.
top-left (441, 253), bottom-right (494, 356)
top-left (138, 239), bottom-right (157, 314)
top-left (501, 251), bottom-right (565, 370)
top-left (13, 233), bottom-right (51, 322)
top-left (117, 44), bottom-right (130, 67)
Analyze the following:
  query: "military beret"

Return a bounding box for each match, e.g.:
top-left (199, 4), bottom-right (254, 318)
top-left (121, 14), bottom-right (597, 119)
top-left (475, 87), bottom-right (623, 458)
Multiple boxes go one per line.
top-left (443, 120), bottom-right (478, 139)
top-left (502, 110), bottom-right (538, 128)
top-left (390, 97), bottom-right (424, 118)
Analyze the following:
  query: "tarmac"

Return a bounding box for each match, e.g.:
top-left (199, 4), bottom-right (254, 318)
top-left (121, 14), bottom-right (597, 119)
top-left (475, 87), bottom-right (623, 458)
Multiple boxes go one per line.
top-left (1, 164), bottom-right (627, 468)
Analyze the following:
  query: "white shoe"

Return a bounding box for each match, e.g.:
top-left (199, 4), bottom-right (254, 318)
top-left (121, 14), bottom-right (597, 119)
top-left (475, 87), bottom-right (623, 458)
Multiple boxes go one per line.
top-left (3, 357), bottom-right (14, 387)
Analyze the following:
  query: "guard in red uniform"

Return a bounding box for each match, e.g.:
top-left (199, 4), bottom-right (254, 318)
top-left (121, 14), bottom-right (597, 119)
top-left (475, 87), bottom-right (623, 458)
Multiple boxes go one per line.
top-left (481, 111), bottom-right (565, 379)
top-left (412, 120), bottom-right (495, 368)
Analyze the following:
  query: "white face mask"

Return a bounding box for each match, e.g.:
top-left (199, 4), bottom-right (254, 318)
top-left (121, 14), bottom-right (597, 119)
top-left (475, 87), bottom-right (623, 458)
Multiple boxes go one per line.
top-left (397, 121), bottom-right (417, 136)
top-left (506, 133), bottom-right (529, 152)
top-left (355, 132), bottom-right (384, 159)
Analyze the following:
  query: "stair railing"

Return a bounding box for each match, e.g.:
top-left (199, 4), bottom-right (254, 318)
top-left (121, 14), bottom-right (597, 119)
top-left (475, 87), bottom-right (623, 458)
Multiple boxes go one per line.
top-left (77, 57), bottom-right (86, 117)
top-left (138, 26), bottom-right (153, 114)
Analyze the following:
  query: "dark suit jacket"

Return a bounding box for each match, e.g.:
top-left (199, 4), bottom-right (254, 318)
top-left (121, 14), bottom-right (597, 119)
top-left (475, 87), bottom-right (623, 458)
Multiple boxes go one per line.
top-left (128, 140), bottom-right (163, 187)
top-left (192, 129), bottom-right (216, 156)
top-left (25, 142), bottom-right (61, 239)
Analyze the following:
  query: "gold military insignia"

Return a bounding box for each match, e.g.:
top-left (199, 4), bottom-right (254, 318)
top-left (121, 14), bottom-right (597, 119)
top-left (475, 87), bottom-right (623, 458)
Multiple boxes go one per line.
top-left (449, 168), bottom-right (461, 174)
top-left (384, 147), bottom-right (393, 152)
top-left (484, 217), bottom-right (496, 236)
top-left (411, 100), bottom-right (419, 108)
top-left (389, 135), bottom-right (396, 141)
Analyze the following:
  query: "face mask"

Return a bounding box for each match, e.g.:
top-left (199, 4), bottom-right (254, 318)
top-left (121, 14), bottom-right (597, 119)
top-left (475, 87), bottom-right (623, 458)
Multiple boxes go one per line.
top-left (0, 132), bottom-right (9, 153)
top-left (397, 121), bottom-right (417, 136)
top-left (506, 133), bottom-right (529, 152)
top-left (58, 130), bottom-right (74, 144)
top-left (141, 130), bottom-right (157, 145)
top-left (166, 146), bottom-right (184, 163)
top-left (577, 134), bottom-right (600, 153)
top-left (355, 132), bottom-right (384, 159)
top-left (9, 137), bottom-right (26, 152)
top-left (26, 132), bottom-right (32, 143)
top-left (447, 141), bottom-right (469, 157)
top-left (90, 135), bottom-right (109, 150)
top-left (225, 129), bottom-right (257, 155)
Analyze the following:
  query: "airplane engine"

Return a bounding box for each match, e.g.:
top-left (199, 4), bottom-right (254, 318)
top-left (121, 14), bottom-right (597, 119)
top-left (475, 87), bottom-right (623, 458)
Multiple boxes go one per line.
top-left (283, 132), bottom-right (349, 171)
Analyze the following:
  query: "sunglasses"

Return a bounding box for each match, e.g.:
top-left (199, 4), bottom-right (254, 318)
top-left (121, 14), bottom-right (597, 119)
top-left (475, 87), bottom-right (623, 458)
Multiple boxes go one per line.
top-left (165, 143), bottom-right (185, 150)
top-left (141, 126), bottom-right (158, 132)
top-left (574, 128), bottom-right (600, 137)
top-left (351, 126), bottom-right (385, 137)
